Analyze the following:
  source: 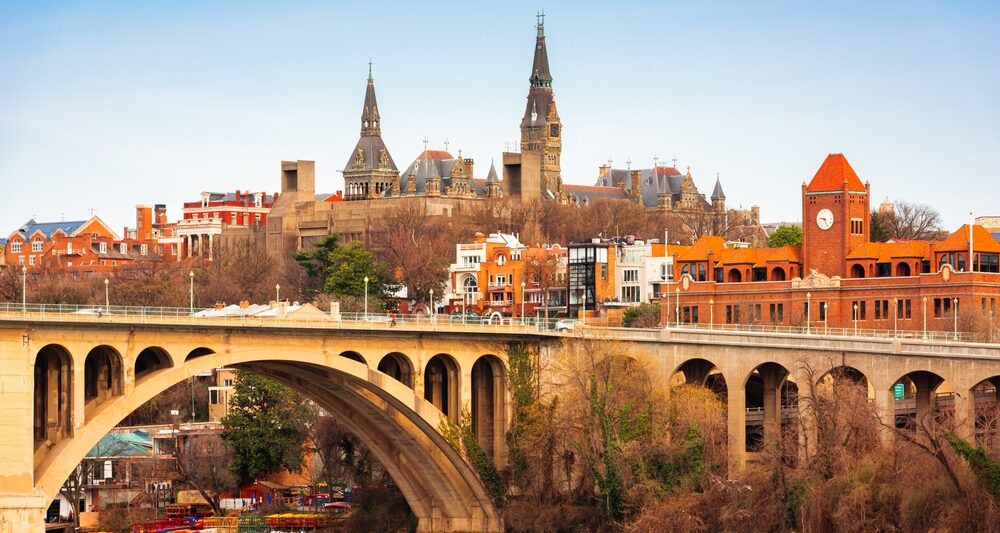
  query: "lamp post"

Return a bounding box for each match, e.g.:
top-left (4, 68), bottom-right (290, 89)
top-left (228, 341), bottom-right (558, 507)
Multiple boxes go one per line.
top-left (460, 290), bottom-right (466, 324)
top-left (188, 271), bottom-right (194, 315)
top-left (104, 278), bottom-right (110, 312)
top-left (709, 298), bottom-right (714, 329)
top-left (922, 296), bottom-right (928, 340)
top-left (429, 288), bottom-right (435, 321)
top-left (364, 276), bottom-right (369, 321)
top-left (806, 292), bottom-right (812, 335)
top-left (953, 297), bottom-right (959, 341)
top-left (276, 284), bottom-right (280, 303)
top-left (21, 265), bottom-right (27, 312)
top-left (521, 281), bottom-right (526, 326)
top-left (853, 303), bottom-right (858, 336)
top-left (822, 302), bottom-right (827, 334)
top-left (675, 287), bottom-right (680, 327)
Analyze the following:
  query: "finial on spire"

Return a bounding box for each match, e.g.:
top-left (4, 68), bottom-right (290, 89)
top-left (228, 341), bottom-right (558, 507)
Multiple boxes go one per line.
top-left (626, 158), bottom-right (632, 170)
top-left (368, 59), bottom-right (373, 82)
top-left (537, 9), bottom-right (545, 34)
top-left (422, 137), bottom-right (428, 151)
top-left (444, 138), bottom-right (450, 151)
top-left (672, 155), bottom-right (678, 167)
top-left (653, 155), bottom-right (659, 168)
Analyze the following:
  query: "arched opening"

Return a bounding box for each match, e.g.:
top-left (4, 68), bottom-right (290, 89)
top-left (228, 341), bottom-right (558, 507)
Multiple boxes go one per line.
top-left (340, 351), bottom-right (367, 366)
top-left (84, 345), bottom-right (123, 419)
top-left (850, 264), bottom-right (866, 278)
top-left (727, 269), bottom-right (743, 283)
top-left (745, 362), bottom-right (794, 453)
top-left (34, 344), bottom-right (74, 448)
top-left (424, 354), bottom-right (460, 422)
top-left (890, 370), bottom-right (947, 431)
top-left (971, 377), bottom-right (1000, 451)
top-left (471, 355), bottom-right (507, 462)
top-left (134, 347), bottom-right (172, 382)
top-left (771, 267), bottom-right (786, 281)
top-left (185, 347), bottom-right (215, 361)
top-left (378, 352), bottom-right (414, 388)
top-left (895, 262), bottom-right (911, 277)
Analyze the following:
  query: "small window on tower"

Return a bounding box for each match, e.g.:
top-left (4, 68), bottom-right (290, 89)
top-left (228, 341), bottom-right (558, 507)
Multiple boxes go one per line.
top-left (550, 124), bottom-right (559, 137)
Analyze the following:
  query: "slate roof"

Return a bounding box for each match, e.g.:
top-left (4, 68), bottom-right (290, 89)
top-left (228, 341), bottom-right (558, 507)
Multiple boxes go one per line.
top-left (521, 19), bottom-right (556, 128)
top-left (343, 135), bottom-right (398, 173)
top-left (806, 153), bottom-right (866, 193)
top-left (12, 219), bottom-right (87, 240)
top-left (398, 151), bottom-right (483, 197)
top-left (562, 184), bottom-right (629, 205)
top-left (594, 166), bottom-right (713, 209)
top-left (486, 161), bottom-right (499, 183)
top-left (711, 177), bottom-right (726, 200)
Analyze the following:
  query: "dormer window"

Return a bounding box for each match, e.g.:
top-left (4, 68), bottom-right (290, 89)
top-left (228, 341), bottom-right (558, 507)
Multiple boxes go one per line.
top-left (119, 243), bottom-right (127, 254)
top-left (99, 242), bottom-right (107, 254)
top-left (32, 240), bottom-right (43, 252)
top-left (11, 241), bottom-right (21, 253)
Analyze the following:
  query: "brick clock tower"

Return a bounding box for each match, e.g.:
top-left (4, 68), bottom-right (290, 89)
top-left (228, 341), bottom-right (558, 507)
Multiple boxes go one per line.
top-left (801, 153), bottom-right (871, 278)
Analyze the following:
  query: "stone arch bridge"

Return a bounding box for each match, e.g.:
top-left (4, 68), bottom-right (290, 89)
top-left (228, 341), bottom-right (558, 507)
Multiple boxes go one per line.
top-left (1, 313), bottom-right (998, 532)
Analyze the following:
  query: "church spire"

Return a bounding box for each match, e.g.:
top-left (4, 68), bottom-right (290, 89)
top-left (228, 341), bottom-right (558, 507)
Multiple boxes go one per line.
top-left (361, 62), bottom-right (381, 137)
top-left (530, 11), bottom-right (552, 88)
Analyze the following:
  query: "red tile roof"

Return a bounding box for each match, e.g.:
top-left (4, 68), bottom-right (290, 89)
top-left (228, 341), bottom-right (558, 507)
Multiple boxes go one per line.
top-left (677, 236), bottom-right (727, 262)
top-left (936, 225), bottom-right (1000, 253)
top-left (420, 150), bottom-right (454, 161)
top-left (846, 241), bottom-right (931, 261)
top-left (806, 153), bottom-right (866, 193)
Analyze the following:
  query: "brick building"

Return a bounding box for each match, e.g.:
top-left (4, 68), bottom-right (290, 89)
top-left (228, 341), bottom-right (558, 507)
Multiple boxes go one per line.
top-left (659, 153), bottom-right (1000, 336)
top-left (178, 189), bottom-right (277, 260)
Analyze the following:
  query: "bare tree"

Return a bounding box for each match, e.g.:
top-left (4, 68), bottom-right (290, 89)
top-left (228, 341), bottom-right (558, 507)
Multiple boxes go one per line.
top-left (878, 200), bottom-right (944, 240)
top-left (174, 433), bottom-right (235, 517)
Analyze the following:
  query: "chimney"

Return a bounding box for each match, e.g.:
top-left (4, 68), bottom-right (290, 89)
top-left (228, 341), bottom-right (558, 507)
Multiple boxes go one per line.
top-left (630, 170), bottom-right (641, 197)
top-left (464, 158), bottom-right (474, 178)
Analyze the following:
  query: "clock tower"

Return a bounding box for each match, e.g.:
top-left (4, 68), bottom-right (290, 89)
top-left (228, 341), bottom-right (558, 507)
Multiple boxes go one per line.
top-left (801, 153), bottom-right (871, 278)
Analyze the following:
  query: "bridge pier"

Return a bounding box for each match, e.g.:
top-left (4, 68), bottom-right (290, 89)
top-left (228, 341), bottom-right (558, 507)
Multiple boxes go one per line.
top-left (874, 388), bottom-right (895, 447)
top-left (953, 386), bottom-right (976, 443)
top-left (760, 364), bottom-right (786, 448)
top-left (0, 495), bottom-right (46, 533)
top-left (727, 383), bottom-right (746, 470)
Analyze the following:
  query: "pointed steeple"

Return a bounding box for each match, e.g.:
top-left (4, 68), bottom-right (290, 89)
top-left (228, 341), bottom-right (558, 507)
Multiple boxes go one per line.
top-left (530, 11), bottom-right (552, 88)
top-left (486, 160), bottom-right (499, 183)
top-left (486, 159), bottom-right (501, 198)
top-left (361, 61), bottom-right (381, 137)
top-left (711, 174), bottom-right (726, 200)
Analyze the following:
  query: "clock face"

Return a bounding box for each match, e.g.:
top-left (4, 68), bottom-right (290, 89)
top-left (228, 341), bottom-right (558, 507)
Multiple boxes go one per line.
top-left (816, 208), bottom-right (834, 230)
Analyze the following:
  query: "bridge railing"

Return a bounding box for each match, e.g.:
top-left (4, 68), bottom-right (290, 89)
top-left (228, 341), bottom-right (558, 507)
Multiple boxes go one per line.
top-left (0, 302), bottom-right (990, 344)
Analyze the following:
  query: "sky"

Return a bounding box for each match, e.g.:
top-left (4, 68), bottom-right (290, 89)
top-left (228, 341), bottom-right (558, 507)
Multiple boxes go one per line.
top-left (1, 0), bottom-right (998, 237)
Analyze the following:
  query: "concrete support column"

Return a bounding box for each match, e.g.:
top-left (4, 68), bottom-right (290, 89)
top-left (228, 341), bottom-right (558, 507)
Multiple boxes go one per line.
top-left (683, 360), bottom-right (713, 386)
top-left (728, 381), bottom-right (746, 472)
top-left (874, 388), bottom-right (895, 447)
top-left (0, 497), bottom-right (47, 533)
top-left (760, 365), bottom-right (785, 447)
top-left (911, 373), bottom-right (938, 427)
top-left (73, 363), bottom-right (86, 429)
top-left (953, 386), bottom-right (976, 444)
top-left (794, 368), bottom-right (817, 463)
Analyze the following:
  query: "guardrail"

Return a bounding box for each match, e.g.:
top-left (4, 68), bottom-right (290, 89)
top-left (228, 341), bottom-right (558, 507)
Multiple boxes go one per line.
top-left (0, 302), bottom-right (990, 345)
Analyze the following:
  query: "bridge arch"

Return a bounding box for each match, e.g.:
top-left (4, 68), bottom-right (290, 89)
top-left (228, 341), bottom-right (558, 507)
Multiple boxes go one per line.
top-left (425, 354), bottom-right (461, 422)
top-left (744, 362), bottom-right (795, 452)
top-left (134, 346), bottom-right (172, 382)
top-left (889, 370), bottom-right (949, 430)
top-left (33, 344), bottom-right (74, 447)
top-left (379, 352), bottom-right (414, 388)
top-left (340, 350), bottom-right (367, 366)
top-left (33, 348), bottom-right (502, 532)
top-left (471, 354), bottom-right (507, 463)
top-left (83, 345), bottom-right (124, 421)
top-left (185, 347), bottom-right (215, 361)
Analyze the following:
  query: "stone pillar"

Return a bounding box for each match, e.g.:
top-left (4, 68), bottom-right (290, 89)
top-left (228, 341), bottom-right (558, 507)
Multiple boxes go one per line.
top-left (728, 382), bottom-right (746, 471)
top-left (0, 339), bottom-right (46, 532)
top-left (208, 233), bottom-right (214, 261)
top-left (911, 373), bottom-right (939, 427)
top-left (0, 498), bottom-right (47, 533)
top-left (760, 365), bottom-right (785, 447)
top-left (953, 386), bottom-right (976, 443)
top-left (873, 388), bottom-right (895, 447)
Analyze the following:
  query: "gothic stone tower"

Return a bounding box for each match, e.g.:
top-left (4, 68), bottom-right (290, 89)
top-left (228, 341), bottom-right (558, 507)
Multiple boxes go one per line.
top-left (343, 65), bottom-right (398, 201)
top-left (801, 153), bottom-right (871, 278)
top-left (503, 14), bottom-right (562, 202)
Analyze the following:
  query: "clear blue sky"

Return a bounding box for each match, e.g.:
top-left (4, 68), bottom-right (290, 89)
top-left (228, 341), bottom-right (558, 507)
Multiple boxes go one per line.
top-left (1, 0), bottom-right (997, 237)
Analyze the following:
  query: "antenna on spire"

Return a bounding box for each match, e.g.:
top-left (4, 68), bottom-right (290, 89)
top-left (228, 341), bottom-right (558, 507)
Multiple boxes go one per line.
top-left (672, 155), bottom-right (678, 168)
top-left (626, 158), bottom-right (632, 170)
top-left (653, 155), bottom-right (659, 168)
top-left (422, 137), bottom-right (429, 151)
top-left (444, 138), bottom-right (450, 152)
top-left (367, 59), bottom-right (373, 82)
top-left (537, 10), bottom-right (545, 29)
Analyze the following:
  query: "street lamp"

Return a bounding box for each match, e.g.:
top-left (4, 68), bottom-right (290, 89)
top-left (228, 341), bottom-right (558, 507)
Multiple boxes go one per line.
top-left (675, 287), bottom-right (680, 327)
top-left (709, 298), bottom-right (714, 329)
top-left (822, 302), bottom-right (827, 334)
top-left (21, 265), bottom-right (27, 312)
top-left (276, 284), bottom-right (280, 303)
top-left (953, 297), bottom-right (959, 341)
top-left (429, 289), bottom-right (435, 320)
top-left (922, 296), bottom-right (928, 340)
top-left (364, 276), bottom-right (370, 321)
top-left (189, 271), bottom-right (194, 314)
top-left (521, 281), bottom-right (526, 326)
top-left (104, 278), bottom-right (110, 313)
top-left (853, 303), bottom-right (858, 336)
top-left (806, 292), bottom-right (812, 335)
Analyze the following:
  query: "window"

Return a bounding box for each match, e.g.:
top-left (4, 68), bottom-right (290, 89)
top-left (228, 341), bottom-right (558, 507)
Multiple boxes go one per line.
top-left (11, 241), bottom-right (21, 253)
top-left (140, 244), bottom-right (147, 255)
top-left (714, 268), bottom-right (724, 283)
top-left (29, 256), bottom-right (35, 266)
top-left (99, 242), bottom-right (107, 253)
top-left (497, 274), bottom-right (507, 286)
top-left (621, 286), bottom-right (641, 303)
top-left (601, 264), bottom-right (608, 280)
top-left (104, 460), bottom-right (113, 479)
top-left (875, 263), bottom-right (892, 277)
top-left (623, 269), bottom-right (639, 283)
top-left (726, 305), bottom-right (740, 324)
top-left (769, 303), bottom-right (784, 323)
top-left (66, 243), bottom-right (72, 254)
top-left (933, 297), bottom-right (954, 318)
top-left (818, 302), bottom-right (827, 320)
top-left (496, 254), bottom-right (506, 266)
top-left (851, 218), bottom-right (864, 235)
top-left (682, 305), bottom-right (699, 324)
top-left (874, 299), bottom-right (888, 320)
top-left (210, 390), bottom-right (219, 404)
top-left (752, 267), bottom-right (768, 281)
top-left (898, 298), bottom-right (912, 319)
top-left (979, 254), bottom-right (999, 273)
top-left (751, 304), bottom-right (762, 322)
top-left (119, 243), bottom-right (127, 254)
top-left (31, 240), bottom-right (42, 252)
top-left (851, 300), bottom-right (867, 320)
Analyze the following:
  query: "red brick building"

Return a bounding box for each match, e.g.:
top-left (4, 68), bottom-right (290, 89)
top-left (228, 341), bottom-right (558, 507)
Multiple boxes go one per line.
top-left (177, 190), bottom-right (278, 259)
top-left (660, 154), bottom-right (1000, 338)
